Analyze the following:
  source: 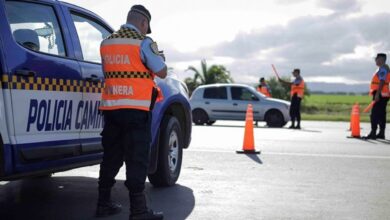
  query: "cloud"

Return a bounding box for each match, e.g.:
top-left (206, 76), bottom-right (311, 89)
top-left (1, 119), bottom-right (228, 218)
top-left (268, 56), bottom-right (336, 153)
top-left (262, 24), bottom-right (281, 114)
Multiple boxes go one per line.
top-left (199, 12), bottom-right (390, 83)
top-left (316, 0), bottom-right (361, 13)
top-left (275, 0), bottom-right (308, 5)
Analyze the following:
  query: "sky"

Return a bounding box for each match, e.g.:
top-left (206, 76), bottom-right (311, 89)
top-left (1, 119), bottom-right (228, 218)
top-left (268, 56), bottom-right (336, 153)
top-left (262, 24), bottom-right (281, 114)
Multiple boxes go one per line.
top-left (66, 0), bottom-right (390, 90)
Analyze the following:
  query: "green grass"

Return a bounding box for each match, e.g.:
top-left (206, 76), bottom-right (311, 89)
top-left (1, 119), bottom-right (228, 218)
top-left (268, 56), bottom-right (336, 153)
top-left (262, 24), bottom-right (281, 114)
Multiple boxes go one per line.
top-left (301, 94), bottom-right (389, 122)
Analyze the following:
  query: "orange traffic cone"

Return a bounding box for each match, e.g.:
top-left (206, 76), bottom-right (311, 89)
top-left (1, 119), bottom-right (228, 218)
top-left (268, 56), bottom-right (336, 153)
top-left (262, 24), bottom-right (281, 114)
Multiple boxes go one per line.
top-left (236, 104), bottom-right (260, 154)
top-left (348, 103), bottom-right (361, 138)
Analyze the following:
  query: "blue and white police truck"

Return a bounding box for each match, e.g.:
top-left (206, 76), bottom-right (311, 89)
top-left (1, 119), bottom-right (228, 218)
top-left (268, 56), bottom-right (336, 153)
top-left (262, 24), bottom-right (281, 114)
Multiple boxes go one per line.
top-left (0, 0), bottom-right (192, 186)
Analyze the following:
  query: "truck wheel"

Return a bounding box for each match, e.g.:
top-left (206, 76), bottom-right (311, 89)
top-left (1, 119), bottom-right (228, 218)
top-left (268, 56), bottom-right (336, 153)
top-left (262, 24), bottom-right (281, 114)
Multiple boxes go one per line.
top-left (148, 116), bottom-right (183, 187)
top-left (192, 109), bottom-right (208, 125)
top-left (265, 110), bottom-right (284, 128)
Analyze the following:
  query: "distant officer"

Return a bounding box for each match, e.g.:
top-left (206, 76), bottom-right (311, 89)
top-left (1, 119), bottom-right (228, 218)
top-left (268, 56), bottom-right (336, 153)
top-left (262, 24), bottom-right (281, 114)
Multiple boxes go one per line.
top-left (97, 5), bottom-right (166, 220)
top-left (364, 53), bottom-right (390, 140)
top-left (279, 69), bottom-right (304, 129)
top-left (256, 77), bottom-right (272, 97)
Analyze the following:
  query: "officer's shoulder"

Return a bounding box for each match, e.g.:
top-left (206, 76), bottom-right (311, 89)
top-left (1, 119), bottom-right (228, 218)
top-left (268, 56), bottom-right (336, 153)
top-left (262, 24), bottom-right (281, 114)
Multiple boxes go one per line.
top-left (142, 37), bottom-right (160, 56)
top-left (142, 36), bottom-right (154, 43)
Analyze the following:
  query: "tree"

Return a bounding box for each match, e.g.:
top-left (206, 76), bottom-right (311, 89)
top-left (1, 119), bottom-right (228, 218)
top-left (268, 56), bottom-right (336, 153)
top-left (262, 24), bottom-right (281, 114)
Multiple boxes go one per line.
top-left (185, 59), bottom-right (233, 95)
top-left (184, 77), bottom-right (199, 96)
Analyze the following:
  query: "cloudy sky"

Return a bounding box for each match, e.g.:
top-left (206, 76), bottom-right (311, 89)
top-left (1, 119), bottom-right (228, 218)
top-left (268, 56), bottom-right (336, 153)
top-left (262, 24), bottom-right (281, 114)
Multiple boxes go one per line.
top-left (67, 0), bottom-right (390, 89)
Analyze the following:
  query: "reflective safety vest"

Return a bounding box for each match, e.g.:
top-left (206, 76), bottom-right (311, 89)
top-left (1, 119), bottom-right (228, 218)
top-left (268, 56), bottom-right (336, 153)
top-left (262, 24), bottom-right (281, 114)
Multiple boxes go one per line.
top-left (257, 85), bottom-right (271, 97)
top-left (369, 71), bottom-right (390, 97)
top-left (99, 27), bottom-right (156, 111)
top-left (291, 80), bottom-right (305, 98)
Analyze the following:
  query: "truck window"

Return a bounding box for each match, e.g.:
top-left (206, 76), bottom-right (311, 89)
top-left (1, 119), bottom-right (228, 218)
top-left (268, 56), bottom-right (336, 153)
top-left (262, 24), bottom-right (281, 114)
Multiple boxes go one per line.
top-left (203, 87), bottom-right (227, 99)
top-left (71, 13), bottom-right (111, 63)
top-left (5, 1), bottom-right (66, 56)
top-left (231, 87), bottom-right (259, 101)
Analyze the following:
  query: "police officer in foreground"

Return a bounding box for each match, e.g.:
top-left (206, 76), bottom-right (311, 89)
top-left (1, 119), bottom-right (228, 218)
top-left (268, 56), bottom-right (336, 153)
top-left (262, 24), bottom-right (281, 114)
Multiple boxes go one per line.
top-left (364, 53), bottom-right (390, 140)
top-left (279, 69), bottom-right (305, 129)
top-left (256, 77), bottom-right (272, 98)
top-left (96, 5), bottom-right (166, 220)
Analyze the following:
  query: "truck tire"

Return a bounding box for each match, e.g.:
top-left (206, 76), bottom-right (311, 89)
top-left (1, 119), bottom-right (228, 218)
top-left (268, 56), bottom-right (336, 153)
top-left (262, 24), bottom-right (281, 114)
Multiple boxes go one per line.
top-left (265, 110), bottom-right (284, 128)
top-left (148, 115), bottom-right (183, 187)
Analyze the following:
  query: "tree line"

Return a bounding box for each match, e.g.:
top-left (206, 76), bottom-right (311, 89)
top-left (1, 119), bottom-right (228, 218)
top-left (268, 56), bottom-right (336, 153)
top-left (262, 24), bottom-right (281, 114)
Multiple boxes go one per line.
top-left (184, 59), bottom-right (309, 100)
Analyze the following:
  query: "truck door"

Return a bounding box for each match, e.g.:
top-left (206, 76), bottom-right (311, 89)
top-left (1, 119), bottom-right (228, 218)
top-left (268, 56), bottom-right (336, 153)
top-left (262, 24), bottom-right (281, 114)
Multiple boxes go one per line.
top-left (64, 8), bottom-right (112, 154)
top-left (3, 1), bottom-right (82, 170)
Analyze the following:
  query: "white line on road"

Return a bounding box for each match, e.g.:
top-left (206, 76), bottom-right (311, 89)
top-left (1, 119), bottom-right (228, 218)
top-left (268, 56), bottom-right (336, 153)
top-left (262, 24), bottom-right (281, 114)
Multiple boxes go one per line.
top-left (187, 148), bottom-right (390, 160)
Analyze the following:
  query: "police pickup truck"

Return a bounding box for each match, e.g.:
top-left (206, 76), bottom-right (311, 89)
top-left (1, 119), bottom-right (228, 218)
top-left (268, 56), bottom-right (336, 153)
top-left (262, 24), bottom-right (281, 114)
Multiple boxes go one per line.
top-left (0, 0), bottom-right (192, 187)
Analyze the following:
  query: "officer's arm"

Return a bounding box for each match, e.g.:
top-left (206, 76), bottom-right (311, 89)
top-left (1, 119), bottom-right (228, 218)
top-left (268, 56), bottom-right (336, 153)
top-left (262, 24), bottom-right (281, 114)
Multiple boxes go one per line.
top-left (141, 37), bottom-right (167, 79)
top-left (377, 80), bottom-right (385, 98)
top-left (375, 68), bottom-right (386, 100)
top-left (155, 66), bottom-right (167, 79)
top-left (279, 79), bottom-right (292, 86)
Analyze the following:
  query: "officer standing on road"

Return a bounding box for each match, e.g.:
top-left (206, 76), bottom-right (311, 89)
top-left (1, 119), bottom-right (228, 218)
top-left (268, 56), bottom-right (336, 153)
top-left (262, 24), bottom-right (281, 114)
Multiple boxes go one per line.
top-left (96, 5), bottom-right (166, 220)
top-left (256, 77), bottom-right (272, 97)
top-left (364, 53), bottom-right (390, 140)
top-left (279, 69), bottom-right (305, 129)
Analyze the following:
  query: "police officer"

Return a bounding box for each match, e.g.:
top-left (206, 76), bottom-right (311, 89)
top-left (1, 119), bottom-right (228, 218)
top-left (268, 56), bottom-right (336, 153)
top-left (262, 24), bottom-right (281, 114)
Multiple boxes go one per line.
top-left (256, 77), bottom-right (272, 97)
top-left (279, 69), bottom-right (305, 129)
top-left (364, 53), bottom-right (390, 140)
top-left (96, 5), bottom-right (166, 220)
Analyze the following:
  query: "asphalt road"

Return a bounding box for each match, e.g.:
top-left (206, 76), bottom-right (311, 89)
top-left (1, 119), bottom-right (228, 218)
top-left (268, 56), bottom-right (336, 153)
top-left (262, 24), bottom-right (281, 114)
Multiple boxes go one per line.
top-left (1, 121), bottom-right (390, 220)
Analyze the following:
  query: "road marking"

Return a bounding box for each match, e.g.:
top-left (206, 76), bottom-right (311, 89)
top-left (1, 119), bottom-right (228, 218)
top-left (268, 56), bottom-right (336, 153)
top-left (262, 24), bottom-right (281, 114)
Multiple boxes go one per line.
top-left (187, 148), bottom-right (390, 160)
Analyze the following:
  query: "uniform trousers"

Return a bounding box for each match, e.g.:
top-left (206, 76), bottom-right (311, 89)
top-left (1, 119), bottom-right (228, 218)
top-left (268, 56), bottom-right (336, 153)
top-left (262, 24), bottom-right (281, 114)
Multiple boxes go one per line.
top-left (98, 109), bottom-right (151, 194)
top-left (371, 91), bottom-right (389, 134)
top-left (290, 94), bottom-right (302, 125)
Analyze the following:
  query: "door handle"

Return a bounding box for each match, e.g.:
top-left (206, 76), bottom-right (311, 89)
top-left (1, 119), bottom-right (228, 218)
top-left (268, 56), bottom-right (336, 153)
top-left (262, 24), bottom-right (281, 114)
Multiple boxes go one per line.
top-left (205, 101), bottom-right (210, 104)
top-left (15, 69), bottom-right (36, 77)
top-left (233, 103), bottom-right (238, 106)
top-left (85, 74), bottom-right (100, 83)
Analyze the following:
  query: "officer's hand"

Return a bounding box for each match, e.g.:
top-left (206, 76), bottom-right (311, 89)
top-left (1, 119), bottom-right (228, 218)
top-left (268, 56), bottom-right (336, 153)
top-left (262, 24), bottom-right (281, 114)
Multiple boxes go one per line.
top-left (375, 95), bottom-right (380, 102)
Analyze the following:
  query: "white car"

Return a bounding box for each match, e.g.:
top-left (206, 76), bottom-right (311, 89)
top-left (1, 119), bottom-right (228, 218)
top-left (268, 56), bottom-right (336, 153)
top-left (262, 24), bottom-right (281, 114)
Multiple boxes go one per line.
top-left (190, 84), bottom-right (290, 127)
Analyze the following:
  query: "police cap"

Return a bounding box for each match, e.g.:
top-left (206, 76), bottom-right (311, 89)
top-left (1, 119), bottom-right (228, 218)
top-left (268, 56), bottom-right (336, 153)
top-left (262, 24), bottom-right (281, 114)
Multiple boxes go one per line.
top-left (131, 5), bottom-right (152, 34)
top-left (293, 68), bottom-right (300, 74)
top-left (376, 53), bottom-right (387, 61)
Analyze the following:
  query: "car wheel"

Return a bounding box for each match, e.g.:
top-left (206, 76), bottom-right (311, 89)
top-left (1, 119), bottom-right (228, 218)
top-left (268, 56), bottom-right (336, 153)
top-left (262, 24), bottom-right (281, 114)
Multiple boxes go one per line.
top-left (148, 115), bottom-right (183, 187)
top-left (192, 109), bottom-right (209, 125)
top-left (265, 110), bottom-right (284, 128)
top-left (206, 120), bottom-right (216, 126)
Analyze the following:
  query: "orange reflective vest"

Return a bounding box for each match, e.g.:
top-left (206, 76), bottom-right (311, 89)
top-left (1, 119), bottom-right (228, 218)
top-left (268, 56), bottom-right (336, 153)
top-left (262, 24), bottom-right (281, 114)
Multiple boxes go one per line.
top-left (99, 27), bottom-right (156, 111)
top-left (257, 85), bottom-right (271, 97)
top-left (291, 80), bottom-right (305, 98)
top-left (369, 71), bottom-right (390, 97)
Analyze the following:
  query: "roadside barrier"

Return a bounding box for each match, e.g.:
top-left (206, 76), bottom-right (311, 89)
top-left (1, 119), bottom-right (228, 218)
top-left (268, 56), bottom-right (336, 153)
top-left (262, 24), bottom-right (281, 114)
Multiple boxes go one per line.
top-left (236, 104), bottom-right (260, 154)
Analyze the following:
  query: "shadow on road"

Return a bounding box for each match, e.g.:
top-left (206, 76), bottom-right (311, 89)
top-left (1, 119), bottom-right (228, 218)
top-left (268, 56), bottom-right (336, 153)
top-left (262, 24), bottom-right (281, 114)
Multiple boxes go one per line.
top-left (244, 154), bottom-right (263, 164)
top-left (375, 139), bottom-right (390, 145)
top-left (203, 124), bottom-right (245, 128)
top-left (199, 124), bottom-right (293, 129)
top-left (0, 176), bottom-right (195, 220)
top-left (350, 137), bottom-right (378, 144)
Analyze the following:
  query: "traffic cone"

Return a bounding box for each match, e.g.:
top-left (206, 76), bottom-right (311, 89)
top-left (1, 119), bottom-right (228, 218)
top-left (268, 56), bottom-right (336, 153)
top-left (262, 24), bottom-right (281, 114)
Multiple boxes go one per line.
top-left (236, 104), bottom-right (260, 154)
top-left (349, 103), bottom-right (361, 138)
